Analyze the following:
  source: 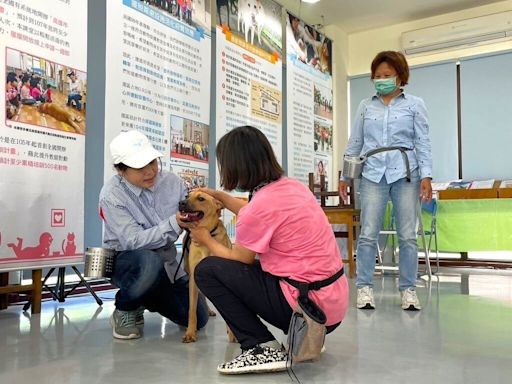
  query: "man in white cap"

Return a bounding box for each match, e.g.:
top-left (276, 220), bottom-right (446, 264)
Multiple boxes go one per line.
top-left (99, 130), bottom-right (209, 339)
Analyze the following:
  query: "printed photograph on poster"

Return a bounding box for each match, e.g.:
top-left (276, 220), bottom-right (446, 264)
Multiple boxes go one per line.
top-left (314, 83), bottom-right (333, 120)
top-left (170, 115), bottom-right (209, 163)
top-left (175, 166), bottom-right (208, 191)
top-left (313, 156), bottom-right (329, 191)
top-left (216, 0), bottom-right (283, 57)
top-left (250, 79), bottom-right (281, 123)
top-left (5, 48), bottom-right (86, 135)
top-left (286, 13), bottom-right (332, 75)
top-left (314, 119), bottom-right (333, 154)
top-left (134, 0), bottom-right (211, 33)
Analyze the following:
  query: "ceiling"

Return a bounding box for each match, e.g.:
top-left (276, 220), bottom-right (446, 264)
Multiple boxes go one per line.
top-left (277, 0), bottom-right (506, 33)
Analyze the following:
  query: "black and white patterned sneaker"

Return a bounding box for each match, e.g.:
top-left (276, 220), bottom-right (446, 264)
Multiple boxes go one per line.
top-left (217, 345), bottom-right (287, 375)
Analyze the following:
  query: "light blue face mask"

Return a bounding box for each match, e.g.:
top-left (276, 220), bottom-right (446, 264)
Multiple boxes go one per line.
top-left (374, 77), bottom-right (398, 95)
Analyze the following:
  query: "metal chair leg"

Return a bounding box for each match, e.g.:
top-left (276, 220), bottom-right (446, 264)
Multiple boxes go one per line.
top-left (434, 229), bottom-right (440, 274)
top-left (417, 204), bottom-right (432, 278)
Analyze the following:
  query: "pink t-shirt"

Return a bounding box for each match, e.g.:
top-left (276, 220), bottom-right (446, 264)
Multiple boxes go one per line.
top-left (236, 177), bottom-right (349, 326)
top-left (30, 86), bottom-right (41, 99)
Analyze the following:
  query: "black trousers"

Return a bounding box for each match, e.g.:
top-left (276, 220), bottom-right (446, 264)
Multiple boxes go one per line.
top-left (194, 257), bottom-right (340, 350)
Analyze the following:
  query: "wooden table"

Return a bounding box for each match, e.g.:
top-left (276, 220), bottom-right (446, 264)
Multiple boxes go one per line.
top-left (0, 269), bottom-right (42, 313)
top-left (322, 207), bottom-right (360, 278)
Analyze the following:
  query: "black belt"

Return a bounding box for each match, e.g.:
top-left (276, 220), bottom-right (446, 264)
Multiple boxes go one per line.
top-left (284, 267), bottom-right (344, 300)
top-left (283, 268), bottom-right (344, 325)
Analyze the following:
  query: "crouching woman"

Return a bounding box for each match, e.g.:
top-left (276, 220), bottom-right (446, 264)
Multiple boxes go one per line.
top-left (189, 125), bottom-right (349, 375)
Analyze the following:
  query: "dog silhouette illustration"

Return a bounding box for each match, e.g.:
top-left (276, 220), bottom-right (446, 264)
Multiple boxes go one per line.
top-left (7, 232), bottom-right (53, 259)
top-left (62, 232), bottom-right (76, 256)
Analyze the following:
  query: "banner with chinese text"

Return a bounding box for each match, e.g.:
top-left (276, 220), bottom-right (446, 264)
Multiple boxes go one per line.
top-left (105, 0), bottom-right (212, 186)
top-left (286, 12), bottom-right (333, 189)
top-left (215, 0), bottom-right (283, 166)
top-left (0, 0), bottom-right (87, 270)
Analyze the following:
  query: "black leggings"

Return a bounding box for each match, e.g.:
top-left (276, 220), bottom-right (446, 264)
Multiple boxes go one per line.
top-left (194, 257), bottom-right (340, 350)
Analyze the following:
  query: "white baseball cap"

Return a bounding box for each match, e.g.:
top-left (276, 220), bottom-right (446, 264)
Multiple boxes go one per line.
top-left (110, 130), bottom-right (163, 169)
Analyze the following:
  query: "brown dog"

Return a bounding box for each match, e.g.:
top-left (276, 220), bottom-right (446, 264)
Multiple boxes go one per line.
top-left (179, 190), bottom-right (236, 343)
top-left (38, 103), bottom-right (84, 134)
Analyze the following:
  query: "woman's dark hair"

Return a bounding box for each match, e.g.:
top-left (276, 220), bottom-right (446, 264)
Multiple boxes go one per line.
top-left (289, 14), bottom-right (299, 25)
top-left (21, 74), bottom-right (31, 84)
top-left (370, 51), bottom-right (409, 86)
top-left (216, 125), bottom-right (283, 191)
top-left (114, 163), bottom-right (129, 172)
top-left (6, 72), bottom-right (17, 83)
top-left (29, 77), bottom-right (40, 88)
top-left (114, 158), bottom-right (160, 172)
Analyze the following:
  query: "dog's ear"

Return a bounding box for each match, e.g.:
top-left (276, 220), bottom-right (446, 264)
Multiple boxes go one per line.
top-left (214, 199), bottom-right (224, 216)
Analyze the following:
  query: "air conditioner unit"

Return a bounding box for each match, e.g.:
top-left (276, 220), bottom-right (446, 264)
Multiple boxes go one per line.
top-left (402, 11), bottom-right (512, 55)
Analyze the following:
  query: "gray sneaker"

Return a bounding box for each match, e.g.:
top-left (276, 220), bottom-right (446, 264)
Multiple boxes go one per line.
top-left (356, 286), bottom-right (375, 309)
top-left (401, 288), bottom-right (421, 310)
top-left (135, 306), bottom-right (145, 326)
top-left (110, 309), bottom-right (140, 340)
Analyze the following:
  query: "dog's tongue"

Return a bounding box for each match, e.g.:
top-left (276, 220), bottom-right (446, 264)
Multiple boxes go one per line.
top-left (180, 211), bottom-right (203, 222)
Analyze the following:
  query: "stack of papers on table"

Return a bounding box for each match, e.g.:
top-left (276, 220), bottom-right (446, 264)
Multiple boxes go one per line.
top-left (469, 179), bottom-right (495, 189)
top-left (431, 182), bottom-right (451, 191)
top-left (447, 180), bottom-right (472, 190)
top-left (500, 180), bottom-right (512, 188)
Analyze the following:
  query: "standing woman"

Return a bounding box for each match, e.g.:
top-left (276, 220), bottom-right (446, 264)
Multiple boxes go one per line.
top-left (190, 126), bottom-right (349, 375)
top-left (339, 51), bottom-right (432, 311)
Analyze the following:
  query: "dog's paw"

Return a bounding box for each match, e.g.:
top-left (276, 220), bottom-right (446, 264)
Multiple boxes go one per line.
top-left (208, 309), bottom-right (217, 317)
top-left (182, 332), bottom-right (197, 343)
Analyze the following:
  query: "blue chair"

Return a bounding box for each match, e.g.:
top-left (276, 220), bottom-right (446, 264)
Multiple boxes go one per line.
top-left (420, 198), bottom-right (439, 274)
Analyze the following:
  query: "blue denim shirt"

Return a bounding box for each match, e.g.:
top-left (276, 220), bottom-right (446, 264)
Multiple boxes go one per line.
top-left (99, 171), bottom-right (188, 282)
top-left (343, 91), bottom-right (432, 184)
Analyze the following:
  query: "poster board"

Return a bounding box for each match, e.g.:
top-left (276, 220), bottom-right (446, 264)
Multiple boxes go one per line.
top-left (0, 0), bottom-right (88, 271)
top-left (215, 0), bottom-right (283, 165)
top-left (104, 0), bottom-right (212, 182)
top-left (285, 12), bottom-right (333, 188)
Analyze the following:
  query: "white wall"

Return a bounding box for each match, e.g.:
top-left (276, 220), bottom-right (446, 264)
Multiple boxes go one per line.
top-left (348, 0), bottom-right (512, 76)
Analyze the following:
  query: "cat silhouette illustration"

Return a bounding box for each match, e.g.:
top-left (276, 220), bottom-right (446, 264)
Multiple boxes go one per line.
top-left (7, 232), bottom-right (53, 259)
top-left (62, 232), bottom-right (76, 256)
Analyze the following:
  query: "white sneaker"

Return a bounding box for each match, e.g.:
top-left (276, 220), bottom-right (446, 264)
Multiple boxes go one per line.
top-left (356, 286), bottom-right (375, 309)
top-left (217, 345), bottom-right (287, 374)
top-left (401, 288), bottom-right (421, 310)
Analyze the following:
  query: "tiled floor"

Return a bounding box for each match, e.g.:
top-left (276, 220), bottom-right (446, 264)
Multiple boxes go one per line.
top-left (1, 270), bottom-right (512, 384)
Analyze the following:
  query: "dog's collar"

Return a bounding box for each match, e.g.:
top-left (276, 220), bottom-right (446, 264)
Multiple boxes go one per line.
top-left (184, 223), bottom-right (219, 237)
top-left (209, 224), bottom-right (219, 237)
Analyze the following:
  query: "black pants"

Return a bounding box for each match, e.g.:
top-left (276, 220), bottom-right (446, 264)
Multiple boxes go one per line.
top-left (195, 257), bottom-right (341, 350)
